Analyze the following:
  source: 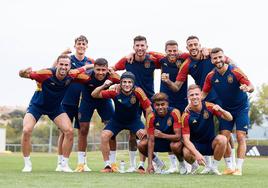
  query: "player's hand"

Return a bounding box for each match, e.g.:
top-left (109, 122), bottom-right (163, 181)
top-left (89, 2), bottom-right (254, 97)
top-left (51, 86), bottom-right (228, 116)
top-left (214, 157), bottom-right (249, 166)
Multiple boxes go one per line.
top-left (201, 47), bottom-right (210, 59)
top-left (240, 84), bottom-right (250, 92)
top-left (212, 104), bottom-right (223, 112)
top-left (184, 104), bottom-right (191, 113)
top-left (19, 67), bottom-right (32, 78)
top-left (137, 129), bottom-right (147, 140)
top-left (126, 52), bottom-right (135, 64)
top-left (196, 153), bottom-right (206, 166)
top-left (108, 67), bottom-right (115, 74)
top-left (147, 164), bottom-right (154, 174)
top-left (161, 73), bottom-right (170, 83)
top-left (103, 80), bottom-right (113, 88)
top-left (154, 129), bottom-right (163, 138)
top-left (61, 48), bottom-right (72, 55)
top-left (83, 64), bottom-right (94, 70)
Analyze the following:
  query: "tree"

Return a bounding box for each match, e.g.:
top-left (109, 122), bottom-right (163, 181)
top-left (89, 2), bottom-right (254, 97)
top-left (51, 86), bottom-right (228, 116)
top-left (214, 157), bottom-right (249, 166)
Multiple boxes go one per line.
top-left (249, 83), bottom-right (268, 126)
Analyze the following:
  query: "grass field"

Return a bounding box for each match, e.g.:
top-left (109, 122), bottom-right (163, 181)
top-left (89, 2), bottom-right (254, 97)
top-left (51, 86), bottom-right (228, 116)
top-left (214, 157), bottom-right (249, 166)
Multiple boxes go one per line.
top-left (0, 151), bottom-right (268, 188)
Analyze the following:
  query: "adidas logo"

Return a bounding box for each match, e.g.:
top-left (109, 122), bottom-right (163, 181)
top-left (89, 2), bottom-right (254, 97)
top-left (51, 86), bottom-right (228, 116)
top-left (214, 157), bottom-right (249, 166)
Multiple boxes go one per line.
top-left (246, 146), bottom-right (260, 156)
top-left (214, 79), bottom-right (219, 83)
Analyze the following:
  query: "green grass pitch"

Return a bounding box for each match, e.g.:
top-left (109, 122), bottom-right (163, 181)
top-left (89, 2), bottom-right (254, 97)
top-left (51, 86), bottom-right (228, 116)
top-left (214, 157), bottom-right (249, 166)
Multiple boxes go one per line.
top-left (0, 151), bottom-right (268, 188)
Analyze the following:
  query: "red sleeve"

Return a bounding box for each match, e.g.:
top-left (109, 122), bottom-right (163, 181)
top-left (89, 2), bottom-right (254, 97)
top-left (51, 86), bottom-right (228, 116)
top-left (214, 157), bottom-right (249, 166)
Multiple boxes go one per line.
top-left (232, 67), bottom-right (251, 86)
top-left (147, 112), bottom-right (155, 135)
top-left (202, 71), bottom-right (215, 93)
top-left (176, 58), bottom-right (191, 82)
top-left (73, 73), bottom-right (91, 83)
top-left (68, 67), bottom-right (86, 78)
top-left (205, 102), bottom-right (223, 117)
top-left (108, 73), bottom-right (120, 84)
top-left (171, 109), bottom-right (181, 129)
top-left (29, 69), bottom-right (53, 83)
top-left (148, 54), bottom-right (161, 69)
top-left (179, 53), bottom-right (190, 60)
top-left (100, 89), bottom-right (118, 99)
top-left (134, 87), bottom-right (151, 110)
top-left (148, 51), bottom-right (165, 61)
top-left (114, 57), bottom-right (127, 70)
top-left (181, 113), bottom-right (190, 135)
top-left (86, 57), bottom-right (95, 64)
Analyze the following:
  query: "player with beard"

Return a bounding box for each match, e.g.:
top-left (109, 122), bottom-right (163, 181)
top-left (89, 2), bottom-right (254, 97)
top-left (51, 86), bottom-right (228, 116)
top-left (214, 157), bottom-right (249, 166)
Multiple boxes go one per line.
top-left (202, 48), bottom-right (254, 175)
top-left (19, 55), bottom-right (91, 172)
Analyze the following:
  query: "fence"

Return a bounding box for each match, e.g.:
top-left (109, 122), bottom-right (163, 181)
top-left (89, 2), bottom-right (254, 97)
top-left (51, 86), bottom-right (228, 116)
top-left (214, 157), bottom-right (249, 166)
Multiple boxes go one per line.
top-left (6, 138), bottom-right (268, 153)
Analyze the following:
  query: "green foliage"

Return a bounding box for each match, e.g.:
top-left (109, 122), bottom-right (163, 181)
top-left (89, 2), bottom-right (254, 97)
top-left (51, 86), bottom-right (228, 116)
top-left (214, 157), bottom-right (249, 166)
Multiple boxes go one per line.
top-left (249, 83), bottom-right (268, 126)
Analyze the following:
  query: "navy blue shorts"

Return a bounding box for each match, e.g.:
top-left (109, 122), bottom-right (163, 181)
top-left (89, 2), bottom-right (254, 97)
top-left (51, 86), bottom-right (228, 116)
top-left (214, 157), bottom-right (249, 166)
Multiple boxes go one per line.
top-left (104, 118), bottom-right (144, 137)
top-left (220, 106), bottom-right (249, 133)
top-left (192, 141), bottom-right (214, 156)
top-left (62, 104), bottom-right (79, 128)
top-left (154, 138), bottom-right (171, 152)
top-left (27, 104), bottom-right (64, 121)
top-left (77, 99), bottom-right (114, 129)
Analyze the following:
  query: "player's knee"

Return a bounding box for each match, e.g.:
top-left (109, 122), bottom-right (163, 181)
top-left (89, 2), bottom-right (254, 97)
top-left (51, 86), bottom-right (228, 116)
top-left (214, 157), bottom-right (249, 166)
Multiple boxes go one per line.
top-left (170, 141), bottom-right (183, 152)
top-left (236, 133), bottom-right (246, 144)
top-left (64, 127), bottom-right (74, 138)
top-left (138, 139), bottom-right (147, 149)
top-left (216, 135), bottom-right (227, 145)
top-left (101, 131), bottom-right (111, 143)
top-left (22, 127), bottom-right (33, 137)
top-left (79, 125), bottom-right (89, 137)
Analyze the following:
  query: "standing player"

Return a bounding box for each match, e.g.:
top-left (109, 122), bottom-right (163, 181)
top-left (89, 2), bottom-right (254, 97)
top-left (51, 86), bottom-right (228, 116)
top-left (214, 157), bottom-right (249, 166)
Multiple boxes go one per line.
top-left (19, 55), bottom-right (91, 172)
top-left (56, 35), bottom-right (94, 172)
top-left (91, 72), bottom-right (156, 173)
top-left (112, 36), bottom-right (161, 172)
top-left (75, 58), bottom-right (120, 172)
top-left (202, 47), bottom-right (254, 175)
top-left (182, 84), bottom-right (233, 175)
top-left (137, 92), bottom-right (183, 174)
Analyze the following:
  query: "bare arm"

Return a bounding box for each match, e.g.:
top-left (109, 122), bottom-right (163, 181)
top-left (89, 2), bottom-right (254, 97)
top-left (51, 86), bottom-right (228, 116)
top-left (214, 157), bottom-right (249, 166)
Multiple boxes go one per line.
top-left (91, 80), bottom-right (113, 98)
top-left (154, 128), bottom-right (181, 142)
top-left (161, 73), bottom-right (183, 92)
top-left (182, 134), bottom-right (206, 165)
top-left (212, 104), bottom-right (233, 121)
top-left (201, 91), bottom-right (208, 101)
top-left (147, 134), bottom-right (155, 174)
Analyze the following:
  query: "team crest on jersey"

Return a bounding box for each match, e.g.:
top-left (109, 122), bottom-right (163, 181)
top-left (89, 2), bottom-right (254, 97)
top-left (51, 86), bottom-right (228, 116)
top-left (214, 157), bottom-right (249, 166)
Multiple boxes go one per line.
top-left (227, 74), bottom-right (233, 84)
top-left (65, 79), bottom-right (71, 86)
top-left (156, 122), bottom-right (160, 127)
top-left (203, 110), bottom-right (209, 119)
top-left (130, 95), bottom-right (137, 104)
top-left (176, 60), bottom-right (182, 68)
top-left (144, 61), bottom-right (151, 68)
top-left (167, 117), bottom-right (172, 126)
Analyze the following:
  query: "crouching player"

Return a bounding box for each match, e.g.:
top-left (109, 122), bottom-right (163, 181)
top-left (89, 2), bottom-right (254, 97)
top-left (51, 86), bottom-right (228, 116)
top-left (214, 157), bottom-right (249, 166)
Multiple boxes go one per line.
top-left (92, 71), bottom-right (156, 173)
top-left (182, 84), bottom-right (233, 175)
top-left (138, 92), bottom-right (185, 174)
